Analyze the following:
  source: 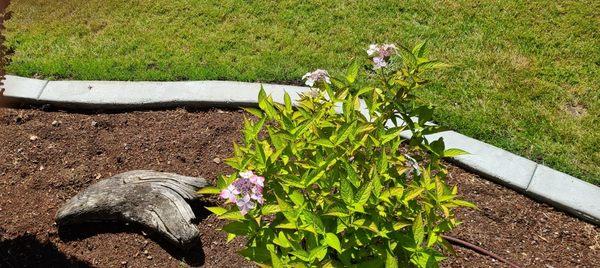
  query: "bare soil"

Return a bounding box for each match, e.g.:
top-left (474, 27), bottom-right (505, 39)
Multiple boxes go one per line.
top-left (0, 106), bottom-right (598, 267)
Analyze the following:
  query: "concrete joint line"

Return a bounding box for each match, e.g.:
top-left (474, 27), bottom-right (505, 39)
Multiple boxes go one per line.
top-left (36, 80), bottom-right (49, 100)
top-left (525, 164), bottom-right (539, 191)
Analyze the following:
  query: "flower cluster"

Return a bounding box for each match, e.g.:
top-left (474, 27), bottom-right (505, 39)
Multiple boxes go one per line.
top-left (366, 43), bottom-right (397, 69)
top-left (220, 171), bottom-right (265, 215)
top-left (302, 69), bottom-right (331, 87)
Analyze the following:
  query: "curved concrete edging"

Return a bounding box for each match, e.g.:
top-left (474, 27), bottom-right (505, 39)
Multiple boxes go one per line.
top-left (2, 74), bottom-right (599, 225)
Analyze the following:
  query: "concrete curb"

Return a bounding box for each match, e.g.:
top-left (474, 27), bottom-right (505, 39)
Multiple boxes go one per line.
top-left (2, 74), bottom-right (598, 225)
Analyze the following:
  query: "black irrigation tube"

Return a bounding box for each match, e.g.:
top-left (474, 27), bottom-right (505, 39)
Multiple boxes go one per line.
top-left (443, 235), bottom-right (522, 268)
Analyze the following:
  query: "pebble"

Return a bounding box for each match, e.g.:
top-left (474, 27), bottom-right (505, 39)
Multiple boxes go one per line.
top-left (51, 120), bottom-right (61, 127)
top-left (29, 135), bottom-right (39, 141)
top-left (212, 157), bottom-right (221, 164)
top-left (91, 120), bottom-right (98, 127)
top-left (146, 255), bottom-right (153, 260)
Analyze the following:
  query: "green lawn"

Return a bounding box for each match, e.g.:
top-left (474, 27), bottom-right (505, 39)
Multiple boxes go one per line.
top-left (5, 0), bottom-right (599, 184)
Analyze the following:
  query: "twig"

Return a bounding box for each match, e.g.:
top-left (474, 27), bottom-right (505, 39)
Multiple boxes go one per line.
top-left (442, 235), bottom-right (522, 268)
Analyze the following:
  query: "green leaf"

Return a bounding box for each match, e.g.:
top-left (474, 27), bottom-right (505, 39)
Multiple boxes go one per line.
top-left (398, 46), bottom-right (418, 67)
top-left (270, 251), bottom-right (284, 268)
top-left (273, 231), bottom-right (291, 248)
top-left (239, 246), bottom-right (271, 263)
top-left (404, 188), bottom-right (424, 202)
top-left (205, 206), bottom-right (228, 216)
top-left (284, 92), bottom-right (293, 111)
top-left (429, 138), bottom-right (445, 157)
top-left (226, 233), bottom-right (236, 243)
top-left (219, 211), bottom-right (245, 220)
top-left (385, 248), bottom-right (399, 268)
top-left (334, 122), bottom-right (356, 146)
top-left (343, 160), bottom-right (360, 188)
top-left (393, 221), bottom-right (411, 231)
top-left (340, 178), bottom-right (354, 204)
top-left (309, 246), bottom-right (328, 261)
top-left (324, 233), bottom-right (342, 253)
top-left (412, 40), bottom-right (428, 58)
top-left (346, 60), bottom-right (360, 84)
top-left (443, 148), bottom-right (469, 158)
top-left (261, 204), bottom-right (281, 215)
top-left (381, 186), bottom-right (404, 203)
top-left (450, 199), bottom-right (477, 208)
top-left (290, 190), bottom-right (305, 206)
top-left (418, 60), bottom-right (451, 70)
top-left (301, 212), bottom-right (325, 233)
top-left (275, 222), bottom-right (296, 230)
top-left (355, 180), bottom-right (373, 205)
top-left (312, 138), bottom-right (334, 148)
top-left (258, 87), bottom-right (268, 105)
top-left (277, 194), bottom-right (300, 223)
top-left (290, 250), bottom-right (310, 262)
top-left (222, 221), bottom-right (248, 235)
top-left (413, 214), bottom-right (425, 245)
top-left (381, 127), bottom-right (404, 145)
top-left (324, 206), bottom-right (350, 217)
top-left (243, 107), bottom-right (264, 118)
top-left (197, 187), bottom-right (221, 194)
top-left (416, 106), bottom-right (434, 125)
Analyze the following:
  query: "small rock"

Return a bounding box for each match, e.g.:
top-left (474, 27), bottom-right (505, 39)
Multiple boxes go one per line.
top-left (146, 255), bottom-right (153, 260)
top-left (91, 121), bottom-right (98, 127)
top-left (143, 250), bottom-right (149, 255)
top-left (29, 135), bottom-right (39, 141)
top-left (212, 157), bottom-right (221, 164)
top-left (51, 120), bottom-right (61, 127)
top-left (121, 261), bottom-right (127, 265)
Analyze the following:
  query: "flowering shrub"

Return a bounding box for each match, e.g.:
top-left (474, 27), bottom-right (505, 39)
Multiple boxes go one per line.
top-left (200, 42), bottom-right (474, 267)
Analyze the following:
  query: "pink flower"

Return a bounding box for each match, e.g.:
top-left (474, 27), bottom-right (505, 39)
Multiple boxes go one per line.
top-left (236, 195), bottom-right (256, 215)
top-left (373, 57), bottom-right (387, 69)
top-left (366, 43), bottom-right (397, 70)
top-left (380, 44), bottom-right (397, 57)
top-left (221, 171), bottom-right (266, 215)
top-left (250, 190), bottom-right (264, 205)
top-left (302, 69), bottom-right (331, 87)
top-left (249, 175), bottom-right (264, 187)
top-left (220, 185), bottom-right (240, 203)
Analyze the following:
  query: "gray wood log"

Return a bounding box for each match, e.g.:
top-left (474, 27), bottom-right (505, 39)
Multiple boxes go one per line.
top-left (56, 170), bottom-right (208, 248)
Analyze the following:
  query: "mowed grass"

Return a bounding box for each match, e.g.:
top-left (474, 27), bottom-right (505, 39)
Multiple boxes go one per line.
top-left (5, 0), bottom-right (600, 184)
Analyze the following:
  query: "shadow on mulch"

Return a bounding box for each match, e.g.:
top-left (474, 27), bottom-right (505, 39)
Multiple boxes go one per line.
top-left (56, 201), bottom-right (212, 267)
top-left (0, 233), bottom-right (89, 267)
top-left (0, 102), bottom-right (240, 115)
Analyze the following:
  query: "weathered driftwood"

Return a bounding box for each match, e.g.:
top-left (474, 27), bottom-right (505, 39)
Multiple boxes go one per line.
top-left (56, 170), bottom-right (208, 248)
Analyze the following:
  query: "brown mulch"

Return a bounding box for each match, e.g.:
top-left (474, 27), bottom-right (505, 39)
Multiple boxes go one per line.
top-left (0, 106), bottom-right (598, 268)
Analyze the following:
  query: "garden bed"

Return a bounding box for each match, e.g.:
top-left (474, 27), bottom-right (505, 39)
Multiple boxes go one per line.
top-left (0, 107), bottom-right (598, 267)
